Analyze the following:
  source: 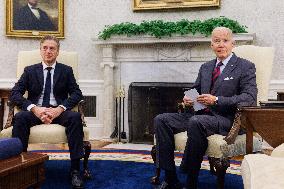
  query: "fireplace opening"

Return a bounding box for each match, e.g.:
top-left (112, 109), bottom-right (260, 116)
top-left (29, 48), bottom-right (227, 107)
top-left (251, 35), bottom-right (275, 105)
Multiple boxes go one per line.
top-left (128, 82), bottom-right (193, 144)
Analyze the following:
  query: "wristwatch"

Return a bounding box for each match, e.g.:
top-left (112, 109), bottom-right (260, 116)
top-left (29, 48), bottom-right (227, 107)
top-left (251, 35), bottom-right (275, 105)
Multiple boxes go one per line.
top-left (214, 96), bottom-right (218, 105)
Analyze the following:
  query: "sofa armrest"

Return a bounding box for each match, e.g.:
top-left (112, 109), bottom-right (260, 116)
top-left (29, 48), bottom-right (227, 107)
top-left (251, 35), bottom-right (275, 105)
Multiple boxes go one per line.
top-left (271, 143), bottom-right (284, 157)
top-left (241, 154), bottom-right (284, 189)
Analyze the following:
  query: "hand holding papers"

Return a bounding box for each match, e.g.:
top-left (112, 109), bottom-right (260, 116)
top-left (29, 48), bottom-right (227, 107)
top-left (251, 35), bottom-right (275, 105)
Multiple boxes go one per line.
top-left (184, 89), bottom-right (207, 111)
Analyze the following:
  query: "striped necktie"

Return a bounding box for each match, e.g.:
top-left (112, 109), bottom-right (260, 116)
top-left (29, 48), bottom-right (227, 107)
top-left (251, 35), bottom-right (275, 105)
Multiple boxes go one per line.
top-left (211, 62), bottom-right (223, 92)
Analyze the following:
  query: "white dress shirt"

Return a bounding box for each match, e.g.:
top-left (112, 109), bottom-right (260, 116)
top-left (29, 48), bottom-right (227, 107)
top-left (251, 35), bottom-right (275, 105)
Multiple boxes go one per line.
top-left (28, 3), bottom-right (40, 20)
top-left (37, 62), bottom-right (57, 107)
top-left (216, 53), bottom-right (233, 73)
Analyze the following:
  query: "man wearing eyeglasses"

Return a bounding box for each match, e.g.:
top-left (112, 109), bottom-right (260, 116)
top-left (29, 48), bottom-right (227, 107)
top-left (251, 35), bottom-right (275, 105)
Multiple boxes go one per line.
top-left (13, 0), bottom-right (55, 31)
top-left (10, 35), bottom-right (84, 189)
top-left (155, 27), bottom-right (257, 189)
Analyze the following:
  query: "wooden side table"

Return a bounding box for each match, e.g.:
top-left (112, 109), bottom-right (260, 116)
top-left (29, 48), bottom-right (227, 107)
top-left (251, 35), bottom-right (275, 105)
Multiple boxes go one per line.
top-left (0, 152), bottom-right (49, 189)
top-left (0, 89), bottom-right (11, 130)
top-left (241, 107), bottom-right (284, 154)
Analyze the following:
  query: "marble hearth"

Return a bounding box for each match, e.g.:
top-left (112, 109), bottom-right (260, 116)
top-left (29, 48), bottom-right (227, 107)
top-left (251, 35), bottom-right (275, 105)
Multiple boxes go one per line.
top-left (94, 33), bottom-right (255, 141)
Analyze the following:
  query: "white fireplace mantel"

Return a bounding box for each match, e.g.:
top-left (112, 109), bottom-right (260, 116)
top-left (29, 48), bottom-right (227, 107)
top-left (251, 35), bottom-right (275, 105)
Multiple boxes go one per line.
top-left (93, 33), bottom-right (255, 45)
top-left (93, 33), bottom-right (255, 139)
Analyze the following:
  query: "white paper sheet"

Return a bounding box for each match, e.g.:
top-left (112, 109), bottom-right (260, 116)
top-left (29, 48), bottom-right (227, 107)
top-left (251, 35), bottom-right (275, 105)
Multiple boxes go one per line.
top-left (184, 89), bottom-right (207, 111)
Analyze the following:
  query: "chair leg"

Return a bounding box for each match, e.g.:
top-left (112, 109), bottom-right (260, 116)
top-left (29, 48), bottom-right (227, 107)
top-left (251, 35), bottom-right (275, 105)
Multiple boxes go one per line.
top-left (83, 141), bottom-right (91, 179)
top-left (150, 145), bottom-right (161, 185)
top-left (208, 157), bottom-right (230, 189)
top-left (208, 157), bottom-right (215, 175)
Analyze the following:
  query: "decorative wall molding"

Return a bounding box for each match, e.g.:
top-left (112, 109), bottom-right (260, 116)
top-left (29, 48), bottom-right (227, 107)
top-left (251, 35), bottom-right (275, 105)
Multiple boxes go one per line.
top-left (269, 80), bottom-right (284, 99)
top-left (78, 79), bottom-right (104, 95)
top-left (94, 33), bottom-right (255, 45)
top-left (0, 78), bottom-right (104, 95)
top-left (0, 79), bottom-right (17, 89)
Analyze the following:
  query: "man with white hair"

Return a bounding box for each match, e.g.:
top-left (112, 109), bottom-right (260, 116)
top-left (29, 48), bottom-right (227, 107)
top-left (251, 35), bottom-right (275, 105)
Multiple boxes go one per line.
top-left (154, 27), bottom-right (257, 189)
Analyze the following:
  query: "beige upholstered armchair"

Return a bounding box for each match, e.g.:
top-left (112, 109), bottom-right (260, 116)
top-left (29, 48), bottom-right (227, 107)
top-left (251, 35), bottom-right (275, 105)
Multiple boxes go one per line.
top-left (151, 45), bottom-right (274, 189)
top-left (0, 50), bottom-right (91, 178)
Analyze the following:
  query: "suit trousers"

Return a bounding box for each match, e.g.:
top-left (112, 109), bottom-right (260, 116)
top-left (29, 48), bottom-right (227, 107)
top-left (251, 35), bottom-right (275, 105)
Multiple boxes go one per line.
top-left (154, 112), bottom-right (221, 177)
top-left (12, 110), bottom-right (84, 160)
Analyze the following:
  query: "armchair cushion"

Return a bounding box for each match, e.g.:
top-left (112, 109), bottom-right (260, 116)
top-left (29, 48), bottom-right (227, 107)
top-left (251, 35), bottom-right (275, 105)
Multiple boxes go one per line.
top-left (174, 132), bottom-right (262, 158)
top-left (0, 125), bottom-right (89, 144)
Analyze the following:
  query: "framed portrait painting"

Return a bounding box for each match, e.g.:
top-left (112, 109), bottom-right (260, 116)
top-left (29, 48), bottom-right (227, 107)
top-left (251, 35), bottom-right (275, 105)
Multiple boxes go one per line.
top-left (133, 0), bottom-right (220, 11)
top-left (6, 0), bottom-right (64, 38)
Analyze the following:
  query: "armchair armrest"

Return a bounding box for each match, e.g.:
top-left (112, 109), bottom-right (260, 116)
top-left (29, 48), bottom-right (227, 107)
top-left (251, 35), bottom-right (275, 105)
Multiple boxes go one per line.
top-left (4, 101), bottom-right (15, 129)
top-left (78, 100), bottom-right (87, 127)
top-left (224, 109), bottom-right (242, 145)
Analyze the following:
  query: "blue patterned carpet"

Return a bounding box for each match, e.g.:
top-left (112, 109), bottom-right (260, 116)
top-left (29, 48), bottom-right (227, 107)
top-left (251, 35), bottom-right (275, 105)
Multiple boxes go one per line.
top-left (34, 149), bottom-right (243, 189)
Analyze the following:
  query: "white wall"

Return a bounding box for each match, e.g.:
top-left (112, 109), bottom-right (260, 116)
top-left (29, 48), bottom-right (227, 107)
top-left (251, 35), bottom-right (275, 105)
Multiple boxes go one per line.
top-left (0, 0), bottom-right (284, 83)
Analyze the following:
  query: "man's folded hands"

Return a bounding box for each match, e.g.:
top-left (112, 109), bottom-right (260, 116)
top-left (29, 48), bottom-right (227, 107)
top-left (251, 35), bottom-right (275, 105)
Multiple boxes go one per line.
top-left (31, 106), bottom-right (64, 124)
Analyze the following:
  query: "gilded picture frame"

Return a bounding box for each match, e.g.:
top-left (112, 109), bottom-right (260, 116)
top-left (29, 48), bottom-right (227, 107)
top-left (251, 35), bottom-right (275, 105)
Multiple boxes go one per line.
top-left (133, 0), bottom-right (220, 11)
top-left (6, 0), bottom-right (64, 38)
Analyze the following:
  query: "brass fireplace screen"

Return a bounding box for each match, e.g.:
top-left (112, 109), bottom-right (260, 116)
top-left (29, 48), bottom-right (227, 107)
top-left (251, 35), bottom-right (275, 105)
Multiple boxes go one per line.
top-left (133, 0), bottom-right (220, 11)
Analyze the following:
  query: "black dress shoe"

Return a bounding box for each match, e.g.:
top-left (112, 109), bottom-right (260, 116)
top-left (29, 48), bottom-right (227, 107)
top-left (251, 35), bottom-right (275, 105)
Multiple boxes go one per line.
top-left (70, 170), bottom-right (84, 189)
top-left (157, 181), bottom-right (186, 189)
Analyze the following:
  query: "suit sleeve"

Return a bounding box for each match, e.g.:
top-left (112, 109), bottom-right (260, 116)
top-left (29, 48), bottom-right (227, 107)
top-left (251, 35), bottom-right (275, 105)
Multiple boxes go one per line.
top-left (61, 67), bottom-right (83, 110)
top-left (13, 12), bottom-right (22, 30)
top-left (39, 10), bottom-right (55, 31)
top-left (217, 62), bottom-right (257, 107)
top-left (191, 64), bottom-right (202, 94)
top-left (10, 67), bottom-right (33, 110)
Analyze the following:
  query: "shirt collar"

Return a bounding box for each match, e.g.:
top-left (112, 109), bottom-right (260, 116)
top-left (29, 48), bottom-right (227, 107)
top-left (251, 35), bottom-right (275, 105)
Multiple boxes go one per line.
top-left (28, 3), bottom-right (37, 9)
top-left (216, 53), bottom-right (233, 67)
top-left (42, 62), bottom-right (56, 70)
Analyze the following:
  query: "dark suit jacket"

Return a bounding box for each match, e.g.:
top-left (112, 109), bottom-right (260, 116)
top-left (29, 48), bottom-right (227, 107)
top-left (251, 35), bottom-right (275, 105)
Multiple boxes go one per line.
top-left (13, 5), bottom-right (55, 31)
top-left (10, 63), bottom-right (83, 111)
top-left (193, 53), bottom-right (257, 135)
